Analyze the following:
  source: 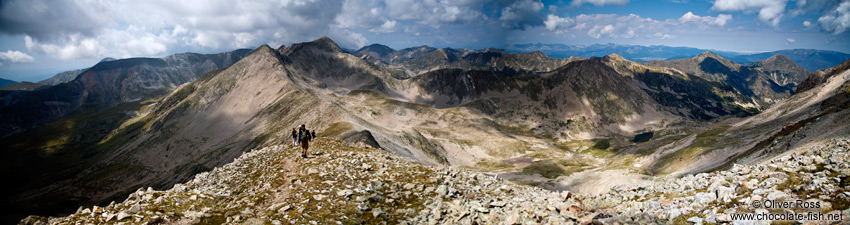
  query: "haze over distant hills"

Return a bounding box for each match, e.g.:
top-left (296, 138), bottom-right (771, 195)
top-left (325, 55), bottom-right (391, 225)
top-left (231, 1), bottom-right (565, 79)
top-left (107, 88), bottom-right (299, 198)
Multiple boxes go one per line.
top-left (508, 43), bottom-right (850, 72)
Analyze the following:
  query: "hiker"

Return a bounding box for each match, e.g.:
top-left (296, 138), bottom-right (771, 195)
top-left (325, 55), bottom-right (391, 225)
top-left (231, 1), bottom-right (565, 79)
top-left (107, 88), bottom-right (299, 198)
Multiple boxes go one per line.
top-left (312, 130), bottom-right (316, 139)
top-left (299, 124), bottom-right (312, 158)
top-left (291, 128), bottom-right (298, 147)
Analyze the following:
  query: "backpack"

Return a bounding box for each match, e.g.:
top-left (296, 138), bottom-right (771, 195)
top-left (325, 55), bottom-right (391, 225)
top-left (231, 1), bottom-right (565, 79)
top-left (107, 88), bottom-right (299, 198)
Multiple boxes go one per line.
top-left (298, 129), bottom-right (303, 141)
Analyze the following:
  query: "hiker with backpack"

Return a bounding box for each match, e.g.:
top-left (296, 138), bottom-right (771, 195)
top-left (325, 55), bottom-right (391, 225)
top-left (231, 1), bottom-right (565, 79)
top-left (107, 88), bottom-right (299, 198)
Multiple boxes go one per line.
top-left (298, 124), bottom-right (312, 158)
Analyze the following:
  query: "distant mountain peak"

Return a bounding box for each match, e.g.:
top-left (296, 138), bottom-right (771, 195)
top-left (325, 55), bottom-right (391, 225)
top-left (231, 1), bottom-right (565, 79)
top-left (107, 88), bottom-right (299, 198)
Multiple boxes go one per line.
top-left (311, 36), bottom-right (343, 52)
top-left (764, 54), bottom-right (794, 63)
top-left (695, 51), bottom-right (722, 59)
top-left (258, 43), bottom-right (274, 51)
top-left (603, 53), bottom-right (626, 61)
top-left (364, 43), bottom-right (394, 50)
top-left (749, 53), bottom-right (806, 72)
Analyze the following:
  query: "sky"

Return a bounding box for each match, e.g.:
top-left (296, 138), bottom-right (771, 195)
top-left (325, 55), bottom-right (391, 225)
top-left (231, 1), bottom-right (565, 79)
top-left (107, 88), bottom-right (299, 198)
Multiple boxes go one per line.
top-left (1, 0), bottom-right (849, 82)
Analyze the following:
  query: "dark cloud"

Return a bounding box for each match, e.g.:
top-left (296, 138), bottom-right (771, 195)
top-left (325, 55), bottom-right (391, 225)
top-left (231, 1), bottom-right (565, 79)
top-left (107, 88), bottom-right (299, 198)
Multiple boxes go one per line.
top-left (0, 0), bottom-right (113, 40)
top-left (499, 0), bottom-right (545, 29)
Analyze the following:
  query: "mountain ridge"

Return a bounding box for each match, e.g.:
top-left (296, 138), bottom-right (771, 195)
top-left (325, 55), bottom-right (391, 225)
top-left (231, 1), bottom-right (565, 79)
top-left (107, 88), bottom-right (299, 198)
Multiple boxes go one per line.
top-left (5, 37), bottom-right (850, 223)
top-left (644, 51), bottom-right (803, 108)
top-left (0, 48), bottom-right (252, 137)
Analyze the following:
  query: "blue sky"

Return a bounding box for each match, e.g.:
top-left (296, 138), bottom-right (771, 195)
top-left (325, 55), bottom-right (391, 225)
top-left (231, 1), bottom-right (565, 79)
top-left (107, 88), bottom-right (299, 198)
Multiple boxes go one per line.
top-left (1, 0), bottom-right (849, 82)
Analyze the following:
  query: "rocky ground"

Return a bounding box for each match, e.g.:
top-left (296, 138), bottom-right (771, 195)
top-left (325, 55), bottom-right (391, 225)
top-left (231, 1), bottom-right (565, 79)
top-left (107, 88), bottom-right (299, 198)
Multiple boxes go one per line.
top-left (21, 137), bottom-right (850, 224)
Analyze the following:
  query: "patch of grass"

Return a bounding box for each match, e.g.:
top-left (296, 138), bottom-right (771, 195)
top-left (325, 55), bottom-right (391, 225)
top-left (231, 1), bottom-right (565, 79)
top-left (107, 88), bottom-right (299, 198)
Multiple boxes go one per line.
top-left (322, 122), bottom-right (353, 137)
top-left (650, 125), bottom-right (731, 175)
top-left (520, 161), bottom-right (567, 179)
top-left (592, 139), bottom-right (610, 150)
top-left (669, 211), bottom-right (700, 225)
top-left (472, 160), bottom-right (513, 170)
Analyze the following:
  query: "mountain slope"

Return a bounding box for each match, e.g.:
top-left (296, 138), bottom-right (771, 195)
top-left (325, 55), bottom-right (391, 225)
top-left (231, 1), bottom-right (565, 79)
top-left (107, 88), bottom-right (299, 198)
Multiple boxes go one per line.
top-left (645, 58), bottom-right (850, 175)
top-left (747, 54), bottom-right (811, 89)
top-left (38, 58), bottom-right (116, 86)
top-left (38, 68), bottom-right (87, 86)
top-left (797, 58), bottom-right (850, 93)
top-left (603, 54), bottom-right (759, 119)
top-left (645, 52), bottom-right (795, 108)
top-left (354, 44), bottom-right (436, 66)
top-left (0, 82), bottom-right (47, 91)
top-left (1, 45), bottom-right (295, 221)
top-left (0, 49), bottom-right (251, 137)
top-left (0, 77), bottom-right (16, 88)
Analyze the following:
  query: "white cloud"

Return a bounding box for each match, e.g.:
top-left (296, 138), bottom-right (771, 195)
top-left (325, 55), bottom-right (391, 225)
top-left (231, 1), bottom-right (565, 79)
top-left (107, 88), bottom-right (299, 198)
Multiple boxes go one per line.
top-left (653, 32), bottom-right (675, 39)
top-left (588, 24), bottom-right (615, 38)
top-left (570, 0), bottom-right (630, 7)
top-left (24, 26), bottom-right (172, 60)
top-left (785, 38), bottom-right (796, 45)
top-left (0, 50), bottom-right (35, 63)
top-left (711, 0), bottom-right (788, 27)
top-left (500, 0), bottom-right (545, 29)
top-left (679, 12), bottom-right (732, 26)
top-left (544, 14), bottom-right (667, 39)
top-left (370, 20), bottom-right (398, 33)
top-left (2, 0), bottom-right (376, 60)
top-left (544, 14), bottom-right (575, 31)
top-left (541, 12), bottom-right (741, 41)
top-left (818, 1), bottom-right (850, 34)
top-left (384, 0), bottom-right (483, 28)
top-left (803, 20), bottom-right (813, 27)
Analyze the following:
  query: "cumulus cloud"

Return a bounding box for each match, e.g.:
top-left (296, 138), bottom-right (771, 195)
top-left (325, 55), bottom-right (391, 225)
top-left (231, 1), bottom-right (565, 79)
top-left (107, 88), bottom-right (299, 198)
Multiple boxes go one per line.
top-left (0, 0), bottom-right (378, 60)
top-left (576, 14), bottom-right (655, 39)
top-left (384, 0), bottom-right (483, 27)
top-left (544, 14), bottom-right (575, 31)
top-left (500, 0), bottom-right (545, 29)
top-left (0, 50), bottom-right (35, 63)
top-left (818, 1), bottom-right (850, 34)
top-left (370, 20), bottom-right (398, 33)
top-left (542, 13), bottom-right (670, 39)
top-left (570, 0), bottom-right (630, 7)
top-left (679, 12), bottom-right (732, 26)
top-left (711, 0), bottom-right (787, 27)
top-left (540, 12), bottom-right (743, 41)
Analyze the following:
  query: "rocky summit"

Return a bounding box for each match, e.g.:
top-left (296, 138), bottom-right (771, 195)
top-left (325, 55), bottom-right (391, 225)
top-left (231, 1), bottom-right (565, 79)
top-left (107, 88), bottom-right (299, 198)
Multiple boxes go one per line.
top-left (21, 137), bottom-right (850, 224)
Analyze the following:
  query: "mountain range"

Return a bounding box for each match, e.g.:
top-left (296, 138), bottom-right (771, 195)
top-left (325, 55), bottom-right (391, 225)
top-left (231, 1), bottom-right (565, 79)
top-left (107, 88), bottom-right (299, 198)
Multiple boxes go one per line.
top-left (508, 43), bottom-right (850, 72)
top-left (0, 77), bottom-right (16, 88)
top-left (2, 37), bottom-right (849, 223)
top-left (0, 49), bottom-right (252, 137)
